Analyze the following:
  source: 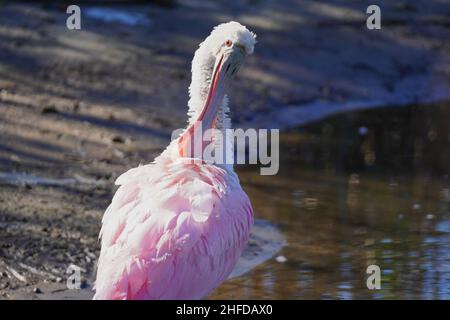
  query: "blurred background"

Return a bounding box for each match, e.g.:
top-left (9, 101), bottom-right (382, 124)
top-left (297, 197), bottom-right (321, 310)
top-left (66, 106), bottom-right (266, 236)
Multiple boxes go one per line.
top-left (0, 0), bottom-right (449, 299)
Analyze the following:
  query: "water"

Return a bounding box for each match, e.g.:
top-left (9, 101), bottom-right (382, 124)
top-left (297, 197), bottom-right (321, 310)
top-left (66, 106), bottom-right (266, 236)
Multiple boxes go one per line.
top-left (210, 103), bottom-right (450, 299)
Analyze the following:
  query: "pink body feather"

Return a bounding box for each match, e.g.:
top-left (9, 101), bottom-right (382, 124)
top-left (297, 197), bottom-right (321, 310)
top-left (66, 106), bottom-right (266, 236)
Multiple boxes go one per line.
top-left (93, 154), bottom-right (253, 299)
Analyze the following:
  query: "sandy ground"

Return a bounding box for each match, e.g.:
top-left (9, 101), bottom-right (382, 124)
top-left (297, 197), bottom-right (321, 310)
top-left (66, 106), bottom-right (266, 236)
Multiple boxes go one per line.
top-left (0, 0), bottom-right (449, 299)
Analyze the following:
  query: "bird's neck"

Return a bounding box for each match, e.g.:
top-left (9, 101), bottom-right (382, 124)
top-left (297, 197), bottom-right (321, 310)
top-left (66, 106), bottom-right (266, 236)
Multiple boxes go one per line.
top-left (187, 46), bottom-right (215, 124)
top-left (177, 45), bottom-right (232, 161)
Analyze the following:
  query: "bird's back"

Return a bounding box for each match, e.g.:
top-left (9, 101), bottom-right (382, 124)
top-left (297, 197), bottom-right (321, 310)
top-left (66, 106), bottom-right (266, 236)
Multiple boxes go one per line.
top-left (94, 156), bottom-right (253, 299)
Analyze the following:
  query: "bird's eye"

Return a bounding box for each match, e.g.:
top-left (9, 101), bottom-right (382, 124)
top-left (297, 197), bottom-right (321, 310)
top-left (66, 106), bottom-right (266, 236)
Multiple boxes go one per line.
top-left (225, 40), bottom-right (232, 47)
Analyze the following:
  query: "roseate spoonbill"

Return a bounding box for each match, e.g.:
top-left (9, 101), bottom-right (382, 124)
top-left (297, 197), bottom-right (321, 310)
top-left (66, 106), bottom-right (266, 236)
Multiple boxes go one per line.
top-left (94, 21), bottom-right (256, 300)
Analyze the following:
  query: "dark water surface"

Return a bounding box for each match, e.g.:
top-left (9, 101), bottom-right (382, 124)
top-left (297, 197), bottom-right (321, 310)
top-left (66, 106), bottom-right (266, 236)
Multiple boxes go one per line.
top-left (210, 104), bottom-right (450, 299)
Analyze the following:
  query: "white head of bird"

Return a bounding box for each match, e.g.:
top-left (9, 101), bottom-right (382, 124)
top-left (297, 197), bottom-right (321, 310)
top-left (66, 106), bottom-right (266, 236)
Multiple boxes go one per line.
top-left (177, 21), bottom-right (256, 159)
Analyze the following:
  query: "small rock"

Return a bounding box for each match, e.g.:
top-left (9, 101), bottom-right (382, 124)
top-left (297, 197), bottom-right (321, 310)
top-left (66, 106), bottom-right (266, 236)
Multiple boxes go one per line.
top-left (113, 149), bottom-right (125, 159)
top-left (72, 101), bottom-right (80, 112)
top-left (413, 204), bottom-right (421, 210)
top-left (112, 135), bottom-right (125, 144)
top-left (0, 282), bottom-right (10, 289)
top-left (40, 105), bottom-right (59, 114)
top-left (275, 255), bottom-right (287, 263)
top-left (426, 214), bottom-right (435, 220)
top-left (33, 287), bottom-right (42, 294)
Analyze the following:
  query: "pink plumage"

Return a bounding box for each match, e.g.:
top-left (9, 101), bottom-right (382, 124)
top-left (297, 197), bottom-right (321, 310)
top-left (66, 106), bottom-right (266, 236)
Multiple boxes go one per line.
top-left (94, 156), bottom-right (253, 299)
top-left (94, 22), bottom-right (256, 300)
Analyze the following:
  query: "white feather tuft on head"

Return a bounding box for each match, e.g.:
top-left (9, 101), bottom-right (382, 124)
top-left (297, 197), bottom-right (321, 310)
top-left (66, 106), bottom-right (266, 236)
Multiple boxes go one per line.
top-left (187, 21), bottom-right (256, 124)
top-left (208, 21), bottom-right (257, 55)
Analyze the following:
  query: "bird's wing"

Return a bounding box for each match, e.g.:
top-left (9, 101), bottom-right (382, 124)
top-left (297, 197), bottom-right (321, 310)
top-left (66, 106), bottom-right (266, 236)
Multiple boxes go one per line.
top-left (94, 161), bottom-right (253, 300)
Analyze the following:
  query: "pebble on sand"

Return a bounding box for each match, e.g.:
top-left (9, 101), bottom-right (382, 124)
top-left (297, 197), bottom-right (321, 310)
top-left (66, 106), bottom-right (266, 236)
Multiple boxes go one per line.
top-left (275, 255), bottom-right (287, 263)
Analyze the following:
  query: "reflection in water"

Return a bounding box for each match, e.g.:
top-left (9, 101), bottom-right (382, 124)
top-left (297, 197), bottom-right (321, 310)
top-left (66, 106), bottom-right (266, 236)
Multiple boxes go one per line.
top-left (209, 103), bottom-right (450, 299)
